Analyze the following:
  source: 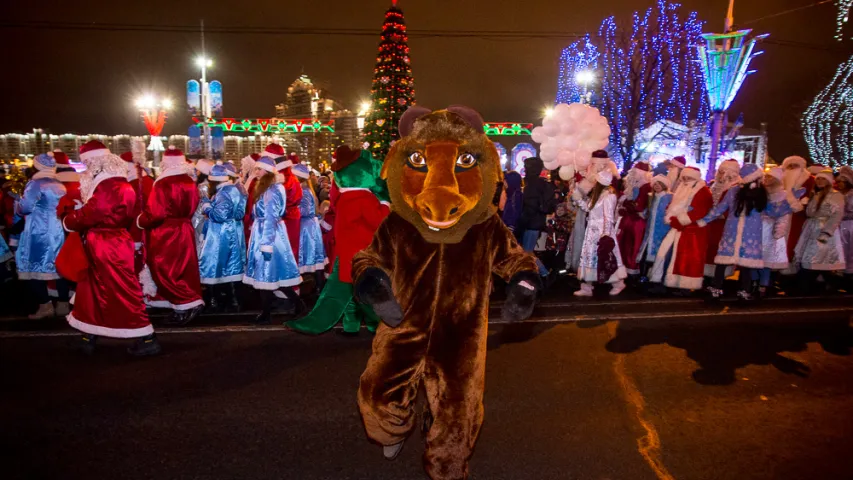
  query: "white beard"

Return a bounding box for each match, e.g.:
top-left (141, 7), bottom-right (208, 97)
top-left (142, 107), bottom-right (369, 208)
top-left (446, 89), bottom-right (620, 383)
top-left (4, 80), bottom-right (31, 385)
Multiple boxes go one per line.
top-left (79, 169), bottom-right (97, 203)
top-left (666, 178), bottom-right (705, 219)
top-left (710, 170), bottom-right (740, 205)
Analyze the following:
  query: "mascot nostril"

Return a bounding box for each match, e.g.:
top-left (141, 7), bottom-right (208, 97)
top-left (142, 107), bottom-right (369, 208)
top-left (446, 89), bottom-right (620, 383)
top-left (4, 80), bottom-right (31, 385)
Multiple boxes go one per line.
top-left (352, 105), bottom-right (543, 479)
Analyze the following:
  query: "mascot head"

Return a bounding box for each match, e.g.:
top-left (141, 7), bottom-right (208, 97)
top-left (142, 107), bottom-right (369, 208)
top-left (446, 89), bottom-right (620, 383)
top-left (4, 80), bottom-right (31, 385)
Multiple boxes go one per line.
top-left (383, 105), bottom-right (501, 244)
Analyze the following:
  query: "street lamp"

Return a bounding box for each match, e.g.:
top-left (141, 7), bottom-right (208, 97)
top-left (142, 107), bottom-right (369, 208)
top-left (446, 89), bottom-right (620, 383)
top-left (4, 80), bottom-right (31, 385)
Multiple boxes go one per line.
top-left (575, 70), bottom-right (595, 104)
top-left (135, 94), bottom-right (171, 167)
top-left (195, 55), bottom-right (214, 157)
top-left (697, 0), bottom-right (766, 181)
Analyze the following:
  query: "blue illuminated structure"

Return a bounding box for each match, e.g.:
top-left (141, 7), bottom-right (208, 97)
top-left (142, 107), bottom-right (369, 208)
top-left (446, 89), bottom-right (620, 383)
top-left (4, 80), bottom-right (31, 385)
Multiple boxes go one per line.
top-left (596, 0), bottom-right (709, 168)
top-left (556, 35), bottom-right (600, 105)
top-left (697, 29), bottom-right (767, 180)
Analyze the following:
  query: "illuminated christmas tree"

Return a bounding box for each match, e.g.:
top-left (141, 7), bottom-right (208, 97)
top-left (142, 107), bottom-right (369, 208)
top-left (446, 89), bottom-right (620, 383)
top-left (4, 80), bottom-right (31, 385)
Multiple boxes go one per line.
top-left (363, 0), bottom-right (416, 160)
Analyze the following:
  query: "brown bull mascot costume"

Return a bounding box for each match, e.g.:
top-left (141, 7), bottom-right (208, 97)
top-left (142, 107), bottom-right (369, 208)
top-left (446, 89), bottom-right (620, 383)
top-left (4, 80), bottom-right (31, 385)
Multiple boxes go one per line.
top-left (352, 105), bottom-right (541, 480)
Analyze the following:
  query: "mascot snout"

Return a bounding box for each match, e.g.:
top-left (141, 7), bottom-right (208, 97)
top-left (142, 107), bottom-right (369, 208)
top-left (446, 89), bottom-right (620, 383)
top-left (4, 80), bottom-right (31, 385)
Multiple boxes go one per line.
top-left (414, 188), bottom-right (466, 229)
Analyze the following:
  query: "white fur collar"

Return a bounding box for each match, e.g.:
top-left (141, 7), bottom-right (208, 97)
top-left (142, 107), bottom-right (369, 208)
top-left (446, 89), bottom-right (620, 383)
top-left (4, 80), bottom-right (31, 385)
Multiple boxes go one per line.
top-left (154, 168), bottom-right (192, 185)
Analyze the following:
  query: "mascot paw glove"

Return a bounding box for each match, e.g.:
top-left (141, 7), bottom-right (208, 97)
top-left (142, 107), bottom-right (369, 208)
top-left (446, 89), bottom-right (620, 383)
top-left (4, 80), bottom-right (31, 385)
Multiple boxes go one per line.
top-left (355, 267), bottom-right (404, 327)
top-left (502, 272), bottom-right (542, 323)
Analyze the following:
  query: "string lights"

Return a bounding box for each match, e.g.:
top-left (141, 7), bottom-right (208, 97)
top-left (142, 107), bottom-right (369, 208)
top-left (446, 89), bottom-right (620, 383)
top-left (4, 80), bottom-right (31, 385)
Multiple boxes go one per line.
top-left (837, 0), bottom-right (853, 40)
top-left (555, 35), bottom-right (599, 105)
top-left (801, 1), bottom-right (853, 166)
top-left (363, 1), bottom-right (416, 159)
top-left (597, 0), bottom-right (709, 167)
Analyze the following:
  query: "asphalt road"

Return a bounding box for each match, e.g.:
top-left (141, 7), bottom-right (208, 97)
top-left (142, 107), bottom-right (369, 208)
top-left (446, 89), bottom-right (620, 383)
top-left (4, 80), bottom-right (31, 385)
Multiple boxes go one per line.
top-left (2, 313), bottom-right (852, 480)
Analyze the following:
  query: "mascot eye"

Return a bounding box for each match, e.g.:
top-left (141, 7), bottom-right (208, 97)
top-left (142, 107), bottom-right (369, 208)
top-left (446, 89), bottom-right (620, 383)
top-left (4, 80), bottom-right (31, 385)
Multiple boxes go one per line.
top-left (407, 152), bottom-right (428, 171)
top-left (456, 153), bottom-right (478, 169)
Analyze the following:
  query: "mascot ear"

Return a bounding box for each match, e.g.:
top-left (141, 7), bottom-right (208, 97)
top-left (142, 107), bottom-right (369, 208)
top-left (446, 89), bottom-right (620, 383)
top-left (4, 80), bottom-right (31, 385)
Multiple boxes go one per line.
top-left (399, 106), bottom-right (432, 137)
top-left (446, 105), bottom-right (485, 133)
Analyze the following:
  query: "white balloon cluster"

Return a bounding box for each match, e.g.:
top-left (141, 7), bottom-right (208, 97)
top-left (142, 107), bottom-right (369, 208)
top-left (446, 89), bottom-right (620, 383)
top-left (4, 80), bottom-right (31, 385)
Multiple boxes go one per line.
top-left (531, 103), bottom-right (611, 180)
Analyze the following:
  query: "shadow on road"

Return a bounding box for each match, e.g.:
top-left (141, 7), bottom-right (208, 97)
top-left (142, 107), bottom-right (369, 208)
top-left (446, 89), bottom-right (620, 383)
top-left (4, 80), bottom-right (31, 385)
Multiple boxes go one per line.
top-left (605, 318), bottom-right (853, 386)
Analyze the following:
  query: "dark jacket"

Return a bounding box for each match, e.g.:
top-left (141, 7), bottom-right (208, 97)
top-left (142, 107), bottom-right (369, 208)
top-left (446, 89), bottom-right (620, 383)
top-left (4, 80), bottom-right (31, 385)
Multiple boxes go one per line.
top-left (501, 171), bottom-right (523, 231)
top-left (518, 157), bottom-right (556, 232)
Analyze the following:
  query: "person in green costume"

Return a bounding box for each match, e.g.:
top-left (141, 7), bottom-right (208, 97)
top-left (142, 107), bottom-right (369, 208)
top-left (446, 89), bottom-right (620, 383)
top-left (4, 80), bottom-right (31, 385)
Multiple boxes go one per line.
top-left (286, 146), bottom-right (391, 334)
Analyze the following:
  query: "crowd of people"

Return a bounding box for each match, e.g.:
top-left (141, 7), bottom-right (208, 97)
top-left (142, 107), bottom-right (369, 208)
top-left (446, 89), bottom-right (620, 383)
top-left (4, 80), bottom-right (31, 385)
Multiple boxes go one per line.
top-left (1, 139), bottom-right (851, 357)
top-left (500, 151), bottom-right (853, 300)
top-left (0, 141), bottom-right (336, 355)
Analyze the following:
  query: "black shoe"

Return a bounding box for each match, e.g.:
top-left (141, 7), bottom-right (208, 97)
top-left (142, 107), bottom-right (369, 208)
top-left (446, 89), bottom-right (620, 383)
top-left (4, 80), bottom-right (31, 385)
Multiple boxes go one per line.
top-left (288, 299), bottom-right (308, 320)
top-left (252, 311), bottom-right (272, 325)
top-left (336, 329), bottom-right (359, 337)
top-left (166, 304), bottom-right (204, 327)
top-left (74, 334), bottom-right (97, 355)
top-left (647, 283), bottom-right (667, 295)
top-left (205, 295), bottom-right (222, 314)
top-left (227, 296), bottom-right (241, 313)
top-left (127, 334), bottom-right (161, 357)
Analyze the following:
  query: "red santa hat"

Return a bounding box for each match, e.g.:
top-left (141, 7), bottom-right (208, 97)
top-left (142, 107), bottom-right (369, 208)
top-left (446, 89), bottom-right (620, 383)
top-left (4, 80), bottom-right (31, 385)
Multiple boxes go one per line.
top-left (680, 166), bottom-right (701, 181)
top-left (807, 164), bottom-right (828, 176)
top-left (277, 152), bottom-right (301, 171)
top-left (79, 140), bottom-right (110, 161)
top-left (120, 151), bottom-right (135, 164)
top-left (667, 156), bottom-right (687, 169)
top-left (160, 146), bottom-right (188, 171)
top-left (782, 156), bottom-right (807, 169)
top-left (632, 161), bottom-right (651, 172)
top-left (52, 149), bottom-right (79, 182)
top-left (262, 143), bottom-right (287, 168)
top-left (52, 149), bottom-right (71, 166)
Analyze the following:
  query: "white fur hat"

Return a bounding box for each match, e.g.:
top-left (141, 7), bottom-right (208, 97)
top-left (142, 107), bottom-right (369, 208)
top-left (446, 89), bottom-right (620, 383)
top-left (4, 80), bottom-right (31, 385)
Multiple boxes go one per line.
top-left (652, 174), bottom-right (671, 190)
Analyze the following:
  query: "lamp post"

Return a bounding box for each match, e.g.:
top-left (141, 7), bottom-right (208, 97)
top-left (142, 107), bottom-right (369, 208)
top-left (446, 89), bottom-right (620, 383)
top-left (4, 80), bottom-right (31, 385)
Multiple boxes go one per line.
top-left (698, 0), bottom-right (766, 181)
top-left (575, 70), bottom-right (595, 105)
top-left (135, 95), bottom-right (172, 167)
top-left (195, 55), bottom-right (214, 158)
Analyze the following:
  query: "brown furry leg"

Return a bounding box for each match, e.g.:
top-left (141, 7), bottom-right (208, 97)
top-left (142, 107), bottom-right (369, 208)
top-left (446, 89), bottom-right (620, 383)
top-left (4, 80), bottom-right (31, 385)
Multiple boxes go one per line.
top-left (358, 323), bottom-right (427, 447)
top-left (421, 316), bottom-right (488, 480)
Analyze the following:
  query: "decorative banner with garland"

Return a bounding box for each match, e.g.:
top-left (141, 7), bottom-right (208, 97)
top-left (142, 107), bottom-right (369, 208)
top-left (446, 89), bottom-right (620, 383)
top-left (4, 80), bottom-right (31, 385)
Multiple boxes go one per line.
top-left (363, 0), bottom-right (416, 160)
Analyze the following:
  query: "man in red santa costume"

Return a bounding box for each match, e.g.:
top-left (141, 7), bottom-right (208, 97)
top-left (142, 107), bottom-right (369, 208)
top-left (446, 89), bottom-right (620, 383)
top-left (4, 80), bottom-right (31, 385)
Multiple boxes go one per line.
top-left (703, 159), bottom-right (741, 278)
top-left (120, 144), bottom-right (154, 253)
top-left (53, 149), bottom-right (81, 315)
top-left (276, 151), bottom-right (304, 256)
top-left (137, 146), bottom-right (203, 325)
top-left (617, 160), bottom-right (652, 276)
top-left (665, 156), bottom-right (687, 193)
top-left (781, 156), bottom-right (815, 266)
top-left (62, 140), bottom-right (159, 356)
top-left (649, 166), bottom-right (713, 292)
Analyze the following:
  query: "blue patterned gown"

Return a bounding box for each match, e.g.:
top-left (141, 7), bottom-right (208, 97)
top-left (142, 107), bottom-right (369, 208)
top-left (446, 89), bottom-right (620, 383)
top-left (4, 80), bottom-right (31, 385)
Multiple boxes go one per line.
top-left (15, 175), bottom-right (66, 280)
top-left (297, 186), bottom-right (327, 273)
top-left (636, 192), bottom-right (673, 263)
top-left (199, 183), bottom-right (247, 284)
top-left (700, 186), bottom-right (796, 269)
top-left (243, 184), bottom-right (302, 289)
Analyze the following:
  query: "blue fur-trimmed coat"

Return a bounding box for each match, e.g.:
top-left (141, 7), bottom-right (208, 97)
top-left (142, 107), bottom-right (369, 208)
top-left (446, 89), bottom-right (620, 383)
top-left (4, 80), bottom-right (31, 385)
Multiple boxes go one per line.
top-left (198, 183), bottom-right (247, 284)
top-left (15, 175), bottom-right (66, 280)
top-left (297, 186), bottom-right (327, 273)
top-left (636, 191), bottom-right (672, 263)
top-left (700, 186), bottom-right (797, 268)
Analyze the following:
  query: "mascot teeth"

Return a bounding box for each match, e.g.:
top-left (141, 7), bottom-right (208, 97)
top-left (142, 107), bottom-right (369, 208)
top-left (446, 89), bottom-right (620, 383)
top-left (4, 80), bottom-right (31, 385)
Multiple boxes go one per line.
top-left (428, 226), bottom-right (440, 231)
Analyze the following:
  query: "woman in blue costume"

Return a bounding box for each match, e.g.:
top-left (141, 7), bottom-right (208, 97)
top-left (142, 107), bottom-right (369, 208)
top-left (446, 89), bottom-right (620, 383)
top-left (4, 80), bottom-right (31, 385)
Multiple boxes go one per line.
top-left (292, 164), bottom-right (327, 293)
top-left (199, 163), bottom-right (247, 312)
top-left (242, 156), bottom-right (304, 324)
top-left (16, 153), bottom-right (66, 319)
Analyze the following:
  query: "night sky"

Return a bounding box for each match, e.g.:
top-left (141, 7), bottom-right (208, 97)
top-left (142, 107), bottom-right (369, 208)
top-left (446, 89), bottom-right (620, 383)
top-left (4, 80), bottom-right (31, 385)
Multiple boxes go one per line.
top-left (1, 0), bottom-right (848, 161)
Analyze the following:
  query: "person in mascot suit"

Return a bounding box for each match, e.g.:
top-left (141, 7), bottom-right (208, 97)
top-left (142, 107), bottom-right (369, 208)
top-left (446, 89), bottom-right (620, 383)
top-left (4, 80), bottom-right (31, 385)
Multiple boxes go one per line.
top-left (352, 105), bottom-right (541, 480)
